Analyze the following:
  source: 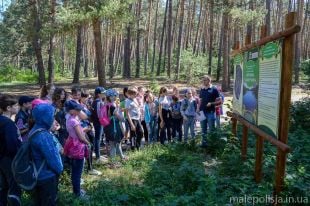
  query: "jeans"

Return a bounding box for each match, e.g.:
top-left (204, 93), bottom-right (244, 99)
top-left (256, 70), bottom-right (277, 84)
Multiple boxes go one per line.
top-left (171, 118), bottom-right (183, 142)
top-left (159, 109), bottom-right (171, 144)
top-left (200, 112), bottom-right (216, 146)
top-left (71, 158), bottom-right (84, 196)
top-left (33, 176), bottom-right (58, 206)
top-left (183, 116), bottom-right (195, 141)
top-left (109, 141), bottom-right (124, 159)
top-left (146, 116), bottom-right (158, 143)
top-left (0, 156), bottom-right (21, 206)
top-left (93, 123), bottom-right (103, 158)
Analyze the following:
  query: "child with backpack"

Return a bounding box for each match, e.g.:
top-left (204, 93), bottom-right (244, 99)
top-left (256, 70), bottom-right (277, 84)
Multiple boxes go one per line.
top-left (0, 94), bottom-right (22, 206)
top-left (28, 103), bottom-right (63, 205)
top-left (64, 100), bottom-right (90, 199)
top-left (181, 89), bottom-right (198, 142)
top-left (80, 90), bottom-right (102, 176)
top-left (15, 96), bottom-right (34, 141)
top-left (91, 87), bottom-right (106, 163)
top-left (170, 95), bottom-right (183, 142)
top-left (104, 89), bottom-right (127, 162)
top-left (120, 87), bottom-right (130, 145)
top-left (144, 92), bottom-right (157, 143)
top-left (125, 87), bottom-right (144, 150)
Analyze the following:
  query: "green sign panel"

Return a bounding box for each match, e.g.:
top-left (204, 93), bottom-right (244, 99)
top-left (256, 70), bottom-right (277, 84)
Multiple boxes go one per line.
top-left (232, 40), bottom-right (283, 138)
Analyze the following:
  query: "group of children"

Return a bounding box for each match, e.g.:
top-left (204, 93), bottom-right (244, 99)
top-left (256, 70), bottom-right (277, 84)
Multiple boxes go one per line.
top-left (0, 81), bottom-right (224, 205)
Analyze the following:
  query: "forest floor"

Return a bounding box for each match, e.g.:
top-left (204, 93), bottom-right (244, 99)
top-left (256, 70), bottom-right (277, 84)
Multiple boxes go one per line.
top-left (1, 77), bottom-right (309, 123)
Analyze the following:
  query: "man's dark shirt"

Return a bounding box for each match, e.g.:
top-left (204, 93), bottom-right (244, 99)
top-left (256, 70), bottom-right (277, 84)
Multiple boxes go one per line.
top-left (199, 86), bottom-right (220, 113)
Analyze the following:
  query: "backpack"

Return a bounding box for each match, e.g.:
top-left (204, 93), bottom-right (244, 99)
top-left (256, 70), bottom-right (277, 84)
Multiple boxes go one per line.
top-left (11, 128), bottom-right (46, 191)
top-left (171, 101), bottom-right (182, 119)
top-left (99, 103), bottom-right (112, 127)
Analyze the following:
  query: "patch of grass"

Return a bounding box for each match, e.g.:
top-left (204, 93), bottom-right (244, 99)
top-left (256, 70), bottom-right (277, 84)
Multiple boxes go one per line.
top-left (21, 124), bottom-right (310, 205)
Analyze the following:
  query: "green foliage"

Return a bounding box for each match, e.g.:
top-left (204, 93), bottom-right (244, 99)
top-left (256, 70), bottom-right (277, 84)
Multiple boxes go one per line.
top-left (178, 49), bottom-right (216, 86)
top-left (290, 97), bottom-right (310, 133)
top-left (300, 59), bottom-right (310, 81)
top-left (19, 121), bottom-right (310, 205)
top-left (149, 79), bottom-right (160, 94)
top-left (0, 65), bottom-right (38, 83)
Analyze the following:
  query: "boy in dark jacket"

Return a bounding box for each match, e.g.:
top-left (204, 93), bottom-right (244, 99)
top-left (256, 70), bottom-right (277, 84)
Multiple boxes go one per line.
top-left (15, 96), bottom-right (34, 141)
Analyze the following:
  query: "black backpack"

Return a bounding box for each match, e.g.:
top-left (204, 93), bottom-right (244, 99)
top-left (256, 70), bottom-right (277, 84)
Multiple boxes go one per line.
top-left (11, 128), bottom-right (46, 191)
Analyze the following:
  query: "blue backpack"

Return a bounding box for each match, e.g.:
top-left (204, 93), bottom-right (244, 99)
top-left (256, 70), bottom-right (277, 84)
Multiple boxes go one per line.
top-left (11, 129), bottom-right (46, 191)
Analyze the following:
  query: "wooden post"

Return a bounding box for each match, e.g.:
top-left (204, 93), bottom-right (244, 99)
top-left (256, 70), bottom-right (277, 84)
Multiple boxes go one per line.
top-left (255, 135), bottom-right (264, 182)
top-left (254, 25), bottom-right (268, 183)
top-left (231, 118), bottom-right (237, 136)
top-left (241, 126), bottom-right (248, 160)
top-left (274, 12), bottom-right (296, 200)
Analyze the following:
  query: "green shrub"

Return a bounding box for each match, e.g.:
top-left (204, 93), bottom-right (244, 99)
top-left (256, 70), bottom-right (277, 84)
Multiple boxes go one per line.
top-left (290, 97), bottom-right (310, 132)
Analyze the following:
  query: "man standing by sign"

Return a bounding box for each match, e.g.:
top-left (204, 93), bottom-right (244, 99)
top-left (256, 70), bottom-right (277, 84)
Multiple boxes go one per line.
top-left (199, 75), bottom-right (220, 147)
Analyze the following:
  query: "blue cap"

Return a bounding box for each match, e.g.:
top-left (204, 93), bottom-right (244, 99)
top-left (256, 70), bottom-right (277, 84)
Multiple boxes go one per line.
top-left (105, 89), bottom-right (119, 97)
top-left (94, 87), bottom-right (106, 95)
top-left (65, 100), bottom-right (83, 111)
top-left (18, 96), bottom-right (35, 106)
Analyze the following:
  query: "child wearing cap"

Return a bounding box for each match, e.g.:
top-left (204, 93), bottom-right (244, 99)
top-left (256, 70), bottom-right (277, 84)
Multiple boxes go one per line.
top-left (91, 87), bottom-right (106, 163)
top-left (125, 87), bottom-right (144, 150)
top-left (64, 100), bottom-right (90, 199)
top-left (80, 90), bottom-right (102, 176)
top-left (15, 96), bottom-right (34, 141)
top-left (104, 89), bottom-right (127, 163)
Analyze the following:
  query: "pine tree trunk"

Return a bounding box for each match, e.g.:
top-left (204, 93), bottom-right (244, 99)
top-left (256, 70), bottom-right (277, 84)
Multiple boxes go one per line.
top-left (294, 0), bottom-right (304, 84)
top-left (184, 0), bottom-right (192, 49)
top-left (193, 0), bottom-right (202, 55)
top-left (167, 0), bottom-right (173, 78)
top-left (47, 0), bottom-right (56, 84)
top-left (109, 36), bottom-right (116, 79)
top-left (83, 25), bottom-right (89, 78)
top-left (157, 0), bottom-right (169, 76)
top-left (135, 0), bottom-right (142, 78)
top-left (222, 0), bottom-right (229, 91)
top-left (208, 0), bottom-right (214, 75)
top-left (151, 0), bottom-right (159, 73)
top-left (93, 18), bottom-right (106, 86)
top-left (73, 24), bottom-right (83, 84)
top-left (60, 35), bottom-right (65, 76)
top-left (144, 0), bottom-right (152, 75)
top-left (216, 14), bottom-right (224, 82)
top-left (175, 0), bottom-right (184, 80)
top-left (30, 0), bottom-right (45, 86)
top-left (123, 5), bottom-right (132, 78)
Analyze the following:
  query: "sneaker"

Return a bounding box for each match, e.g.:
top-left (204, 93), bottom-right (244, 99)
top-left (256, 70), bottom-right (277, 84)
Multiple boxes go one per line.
top-left (88, 169), bottom-right (102, 176)
top-left (94, 156), bottom-right (109, 164)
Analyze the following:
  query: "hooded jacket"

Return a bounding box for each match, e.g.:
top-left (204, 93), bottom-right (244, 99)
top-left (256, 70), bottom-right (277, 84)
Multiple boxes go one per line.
top-left (29, 104), bottom-right (63, 181)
